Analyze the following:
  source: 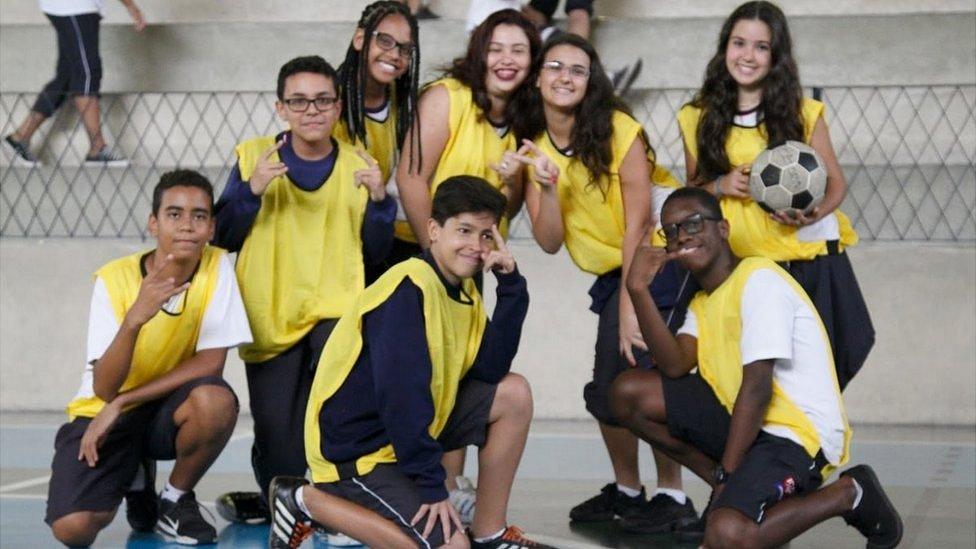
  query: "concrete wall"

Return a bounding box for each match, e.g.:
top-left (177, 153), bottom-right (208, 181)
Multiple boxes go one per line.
top-left (3, 13), bottom-right (975, 92)
top-left (3, 0), bottom-right (974, 24)
top-left (1, 238), bottom-right (974, 424)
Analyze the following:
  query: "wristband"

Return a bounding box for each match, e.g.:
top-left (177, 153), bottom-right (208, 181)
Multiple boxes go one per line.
top-left (714, 176), bottom-right (724, 199)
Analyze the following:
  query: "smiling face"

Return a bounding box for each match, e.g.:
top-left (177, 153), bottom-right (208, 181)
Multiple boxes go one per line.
top-left (356, 12), bottom-right (413, 87)
top-left (427, 211), bottom-right (499, 284)
top-left (660, 195), bottom-right (729, 273)
top-left (275, 72), bottom-right (340, 145)
top-left (483, 23), bottom-right (532, 100)
top-left (537, 43), bottom-right (590, 111)
top-left (148, 185), bottom-right (215, 262)
top-left (725, 18), bottom-right (773, 92)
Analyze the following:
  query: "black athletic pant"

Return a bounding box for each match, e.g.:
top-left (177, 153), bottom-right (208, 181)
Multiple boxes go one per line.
top-left (33, 12), bottom-right (102, 117)
top-left (245, 319), bottom-right (337, 496)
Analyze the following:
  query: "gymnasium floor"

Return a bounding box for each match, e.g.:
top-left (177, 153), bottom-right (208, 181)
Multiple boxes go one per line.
top-left (1, 415), bottom-right (973, 548)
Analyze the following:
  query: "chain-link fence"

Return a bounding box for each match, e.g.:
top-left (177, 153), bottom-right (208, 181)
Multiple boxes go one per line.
top-left (2, 85), bottom-right (974, 241)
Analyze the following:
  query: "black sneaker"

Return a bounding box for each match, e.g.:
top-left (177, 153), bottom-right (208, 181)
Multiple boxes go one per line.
top-left (84, 146), bottom-right (129, 167)
top-left (619, 493), bottom-right (699, 534)
top-left (4, 134), bottom-right (38, 165)
top-left (268, 476), bottom-right (313, 549)
top-left (216, 491), bottom-right (269, 524)
top-left (469, 525), bottom-right (555, 549)
top-left (841, 465), bottom-right (904, 548)
top-left (125, 459), bottom-right (157, 532)
top-left (155, 491), bottom-right (217, 545)
top-left (569, 483), bottom-right (646, 522)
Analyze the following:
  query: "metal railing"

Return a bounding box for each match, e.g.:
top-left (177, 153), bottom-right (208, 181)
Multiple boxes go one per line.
top-left (2, 85), bottom-right (974, 241)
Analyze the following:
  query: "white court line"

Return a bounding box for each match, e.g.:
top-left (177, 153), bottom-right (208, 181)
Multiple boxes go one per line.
top-left (0, 430), bottom-right (250, 495)
top-left (0, 475), bottom-right (51, 493)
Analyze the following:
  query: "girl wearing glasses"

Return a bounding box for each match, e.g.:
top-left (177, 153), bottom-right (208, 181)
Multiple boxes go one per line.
top-left (677, 1), bottom-right (872, 388)
top-left (396, 9), bottom-right (540, 254)
top-left (334, 1), bottom-right (420, 184)
top-left (517, 34), bottom-right (698, 532)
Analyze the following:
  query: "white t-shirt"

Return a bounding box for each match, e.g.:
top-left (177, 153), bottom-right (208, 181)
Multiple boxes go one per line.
top-left (678, 268), bottom-right (847, 464)
top-left (39, 0), bottom-right (104, 16)
top-left (73, 253), bottom-right (252, 401)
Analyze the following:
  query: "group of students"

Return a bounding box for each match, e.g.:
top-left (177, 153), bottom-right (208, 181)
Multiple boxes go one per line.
top-left (43, 1), bottom-right (904, 548)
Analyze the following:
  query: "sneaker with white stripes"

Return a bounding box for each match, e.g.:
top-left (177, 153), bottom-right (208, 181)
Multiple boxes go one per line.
top-left (154, 491), bottom-right (216, 545)
top-left (85, 146), bottom-right (129, 167)
top-left (269, 476), bottom-right (313, 549)
top-left (449, 475), bottom-right (477, 526)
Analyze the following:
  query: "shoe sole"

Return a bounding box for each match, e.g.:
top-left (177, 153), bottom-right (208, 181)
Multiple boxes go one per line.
top-left (84, 160), bottom-right (129, 168)
top-left (847, 466), bottom-right (904, 549)
top-left (154, 525), bottom-right (214, 546)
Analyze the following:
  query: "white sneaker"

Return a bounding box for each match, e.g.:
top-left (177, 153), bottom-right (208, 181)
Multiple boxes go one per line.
top-left (449, 476), bottom-right (477, 526)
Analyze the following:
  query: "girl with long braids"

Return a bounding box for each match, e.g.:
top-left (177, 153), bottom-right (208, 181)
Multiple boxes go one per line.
top-left (677, 1), bottom-right (873, 389)
top-left (333, 1), bottom-right (421, 281)
top-left (396, 9), bottom-right (541, 254)
top-left (334, 0), bottom-right (420, 183)
top-left (515, 34), bottom-right (698, 534)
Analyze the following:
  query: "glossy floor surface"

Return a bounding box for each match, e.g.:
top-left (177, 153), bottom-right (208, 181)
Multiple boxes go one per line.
top-left (2, 415), bottom-right (973, 548)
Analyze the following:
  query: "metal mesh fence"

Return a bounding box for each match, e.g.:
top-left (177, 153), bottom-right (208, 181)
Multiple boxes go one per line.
top-left (2, 85), bottom-right (974, 241)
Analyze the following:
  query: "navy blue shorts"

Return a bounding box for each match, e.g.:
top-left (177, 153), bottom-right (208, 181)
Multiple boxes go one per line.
top-left (661, 373), bottom-right (827, 522)
top-left (584, 261), bottom-right (696, 425)
top-left (45, 376), bottom-right (237, 524)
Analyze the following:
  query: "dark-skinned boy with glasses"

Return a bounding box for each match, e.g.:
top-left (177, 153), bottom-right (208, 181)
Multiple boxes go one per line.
top-left (612, 187), bottom-right (902, 548)
top-left (213, 55), bottom-right (396, 524)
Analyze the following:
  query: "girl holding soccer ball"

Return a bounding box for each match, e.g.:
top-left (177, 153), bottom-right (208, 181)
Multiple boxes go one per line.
top-left (677, 0), bottom-right (872, 388)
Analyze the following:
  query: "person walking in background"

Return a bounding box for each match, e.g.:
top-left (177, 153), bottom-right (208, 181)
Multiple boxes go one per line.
top-left (4, 0), bottom-right (146, 167)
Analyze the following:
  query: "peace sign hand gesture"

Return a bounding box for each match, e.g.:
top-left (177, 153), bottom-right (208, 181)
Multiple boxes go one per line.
top-left (481, 224), bottom-right (516, 275)
top-left (124, 253), bottom-right (190, 329)
top-left (249, 138), bottom-right (288, 196)
top-left (515, 139), bottom-right (560, 188)
top-left (354, 149), bottom-right (386, 202)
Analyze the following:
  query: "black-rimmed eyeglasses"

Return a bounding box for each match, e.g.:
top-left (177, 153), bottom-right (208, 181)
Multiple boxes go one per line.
top-left (658, 213), bottom-right (723, 243)
top-left (282, 96), bottom-right (339, 113)
top-left (373, 31), bottom-right (415, 58)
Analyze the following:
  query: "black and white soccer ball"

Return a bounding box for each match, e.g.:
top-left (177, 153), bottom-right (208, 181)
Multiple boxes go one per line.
top-left (749, 140), bottom-right (827, 216)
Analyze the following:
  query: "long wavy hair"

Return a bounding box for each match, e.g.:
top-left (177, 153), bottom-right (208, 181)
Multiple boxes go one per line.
top-left (514, 34), bottom-right (653, 198)
top-left (444, 9), bottom-right (540, 131)
top-left (337, 1), bottom-right (421, 167)
top-left (689, 1), bottom-right (804, 182)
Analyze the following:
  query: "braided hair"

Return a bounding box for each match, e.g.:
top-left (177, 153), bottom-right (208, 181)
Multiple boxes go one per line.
top-left (337, 1), bottom-right (421, 168)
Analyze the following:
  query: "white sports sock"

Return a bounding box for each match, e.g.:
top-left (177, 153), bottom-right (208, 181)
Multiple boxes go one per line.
top-left (850, 478), bottom-right (864, 510)
top-left (160, 482), bottom-right (186, 503)
top-left (295, 486), bottom-right (312, 516)
top-left (653, 487), bottom-right (688, 504)
top-left (616, 483), bottom-right (642, 498)
top-left (473, 528), bottom-right (506, 543)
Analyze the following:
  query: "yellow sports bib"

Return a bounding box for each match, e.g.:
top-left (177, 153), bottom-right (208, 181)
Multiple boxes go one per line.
top-left (677, 99), bottom-right (857, 261)
top-left (689, 257), bottom-right (851, 474)
top-left (333, 101), bottom-right (398, 182)
top-left (396, 78), bottom-right (515, 243)
top-left (235, 135), bottom-right (370, 363)
top-left (306, 258), bottom-right (486, 482)
top-left (67, 246), bottom-right (223, 419)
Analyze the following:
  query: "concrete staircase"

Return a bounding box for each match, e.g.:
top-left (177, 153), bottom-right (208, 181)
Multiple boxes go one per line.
top-left (2, 0), bottom-right (974, 92)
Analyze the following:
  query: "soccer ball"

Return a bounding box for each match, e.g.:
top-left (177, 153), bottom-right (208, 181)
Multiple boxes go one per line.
top-left (749, 140), bottom-right (827, 216)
